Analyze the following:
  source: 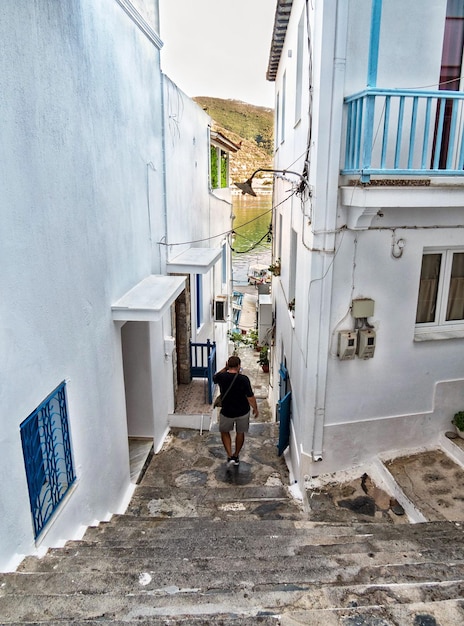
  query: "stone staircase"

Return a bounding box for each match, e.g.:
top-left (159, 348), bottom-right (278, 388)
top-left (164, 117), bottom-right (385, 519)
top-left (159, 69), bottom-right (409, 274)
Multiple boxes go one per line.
top-left (1, 423), bottom-right (464, 625)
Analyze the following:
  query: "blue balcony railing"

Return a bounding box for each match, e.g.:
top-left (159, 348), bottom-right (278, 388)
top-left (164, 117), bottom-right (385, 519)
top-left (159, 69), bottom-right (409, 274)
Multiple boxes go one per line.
top-left (342, 88), bottom-right (464, 182)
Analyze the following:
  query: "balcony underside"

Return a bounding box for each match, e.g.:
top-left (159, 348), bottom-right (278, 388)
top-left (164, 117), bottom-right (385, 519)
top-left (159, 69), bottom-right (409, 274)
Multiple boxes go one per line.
top-left (340, 183), bottom-right (464, 229)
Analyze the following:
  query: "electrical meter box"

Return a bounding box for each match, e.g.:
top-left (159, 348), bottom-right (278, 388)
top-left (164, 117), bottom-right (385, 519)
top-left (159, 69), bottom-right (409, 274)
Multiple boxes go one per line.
top-left (337, 331), bottom-right (357, 360)
top-left (357, 329), bottom-right (376, 359)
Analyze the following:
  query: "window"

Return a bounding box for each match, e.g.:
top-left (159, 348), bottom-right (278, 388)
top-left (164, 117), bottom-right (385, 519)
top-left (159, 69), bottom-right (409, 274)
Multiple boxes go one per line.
top-left (288, 228), bottom-right (298, 316)
top-left (433, 0), bottom-right (464, 168)
top-left (275, 92), bottom-right (280, 148)
top-left (295, 9), bottom-right (305, 125)
top-left (416, 250), bottom-right (464, 326)
top-left (20, 381), bottom-right (76, 538)
top-left (281, 71), bottom-right (286, 144)
top-left (210, 146), bottom-right (228, 189)
top-left (221, 243), bottom-right (227, 285)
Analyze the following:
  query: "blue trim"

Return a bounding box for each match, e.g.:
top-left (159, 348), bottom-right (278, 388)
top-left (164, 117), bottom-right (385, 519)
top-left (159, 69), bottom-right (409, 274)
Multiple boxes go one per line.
top-left (277, 391), bottom-right (291, 456)
top-left (20, 382), bottom-right (75, 539)
top-left (195, 274), bottom-right (203, 329)
top-left (346, 87), bottom-right (464, 101)
top-left (341, 168), bottom-right (464, 177)
top-left (367, 0), bottom-right (383, 88)
top-left (190, 340), bottom-right (216, 403)
top-left (342, 88), bottom-right (464, 181)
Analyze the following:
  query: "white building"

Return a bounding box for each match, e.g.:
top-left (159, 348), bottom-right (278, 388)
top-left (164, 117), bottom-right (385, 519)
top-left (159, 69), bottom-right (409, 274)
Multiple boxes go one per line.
top-left (0, 0), bottom-right (235, 572)
top-left (265, 0), bottom-right (464, 486)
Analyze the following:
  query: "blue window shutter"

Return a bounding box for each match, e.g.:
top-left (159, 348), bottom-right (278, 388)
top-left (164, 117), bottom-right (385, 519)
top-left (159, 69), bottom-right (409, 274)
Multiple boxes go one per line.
top-left (277, 391), bottom-right (291, 456)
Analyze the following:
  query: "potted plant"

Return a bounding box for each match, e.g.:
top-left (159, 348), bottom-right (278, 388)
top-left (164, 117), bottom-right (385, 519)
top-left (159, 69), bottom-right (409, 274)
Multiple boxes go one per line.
top-left (452, 411), bottom-right (464, 439)
top-left (246, 328), bottom-right (260, 351)
top-left (227, 329), bottom-right (247, 355)
top-left (268, 259), bottom-right (281, 276)
top-left (257, 345), bottom-right (270, 372)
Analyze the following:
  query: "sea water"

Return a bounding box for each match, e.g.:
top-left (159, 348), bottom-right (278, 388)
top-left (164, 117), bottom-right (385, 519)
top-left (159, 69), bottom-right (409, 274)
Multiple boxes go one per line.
top-left (231, 193), bottom-right (272, 286)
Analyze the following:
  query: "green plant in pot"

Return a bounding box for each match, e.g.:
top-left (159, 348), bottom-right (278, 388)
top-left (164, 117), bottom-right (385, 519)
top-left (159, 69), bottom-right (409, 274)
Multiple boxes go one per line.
top-left (258, 345), bottom-right (269, 372)
top-left (452, 411), bottom-right (464, 438)
top-left (246, 328), bottom-right (260, 351)
top-left (227, 329), bottom-right (246, 355)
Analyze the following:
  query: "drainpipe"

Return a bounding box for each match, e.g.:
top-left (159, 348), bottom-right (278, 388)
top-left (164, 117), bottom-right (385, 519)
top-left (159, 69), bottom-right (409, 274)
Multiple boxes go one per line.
top-left (311, 0), bottom-right (348, 462)
top-left (159, 72), bottom-right (169, 274)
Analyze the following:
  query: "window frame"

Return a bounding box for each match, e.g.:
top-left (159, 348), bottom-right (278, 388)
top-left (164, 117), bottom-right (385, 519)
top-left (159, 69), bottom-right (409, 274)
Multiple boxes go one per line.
top-left (415, 247), bottom-right (464, 341)
top-left (195, 273), bottom-right (203, 329)
top-left (20, 381), bottom-right (76, 539)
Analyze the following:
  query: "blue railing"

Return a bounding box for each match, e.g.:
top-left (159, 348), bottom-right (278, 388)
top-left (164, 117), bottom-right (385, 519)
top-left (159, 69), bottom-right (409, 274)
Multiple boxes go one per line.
top-left (207, 344), bottom-right (217, 404)
top-left (20, 381), bottom-right (76, 538)
top-left (190, 339), bottom-right (216, 404)
top-left (342, 88), bottom-right (464, 182)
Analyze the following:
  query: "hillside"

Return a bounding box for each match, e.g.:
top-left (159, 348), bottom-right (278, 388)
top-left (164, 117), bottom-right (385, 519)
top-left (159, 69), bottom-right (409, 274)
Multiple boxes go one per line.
top-left (193, 97), bottom-right (274, 190)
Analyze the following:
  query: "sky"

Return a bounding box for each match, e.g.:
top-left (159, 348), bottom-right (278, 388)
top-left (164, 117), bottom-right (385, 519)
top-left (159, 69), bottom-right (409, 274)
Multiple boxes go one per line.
top-left (158, 0), bottom-right (277, 109)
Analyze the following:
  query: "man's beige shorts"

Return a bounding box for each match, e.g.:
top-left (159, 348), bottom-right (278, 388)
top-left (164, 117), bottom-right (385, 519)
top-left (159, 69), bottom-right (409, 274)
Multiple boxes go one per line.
top-left (219, 412), bottom-right (250, 433)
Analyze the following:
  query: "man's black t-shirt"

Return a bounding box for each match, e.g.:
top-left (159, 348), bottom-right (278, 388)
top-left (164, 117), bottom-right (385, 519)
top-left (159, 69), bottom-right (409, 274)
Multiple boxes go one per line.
top-left (213, 371), bottom-right (254, 418)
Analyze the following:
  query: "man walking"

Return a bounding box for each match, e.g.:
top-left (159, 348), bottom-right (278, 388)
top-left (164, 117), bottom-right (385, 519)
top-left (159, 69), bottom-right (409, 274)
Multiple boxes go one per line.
top-left (213, 355), bottom-right (259, 466)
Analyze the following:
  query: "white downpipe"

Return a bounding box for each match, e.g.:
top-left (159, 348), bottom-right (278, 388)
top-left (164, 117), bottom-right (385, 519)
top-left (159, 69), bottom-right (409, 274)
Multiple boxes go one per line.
top-left (159, 73), bottom-right (169, 274)
top-left (312, 0), bottom-right (348, 460)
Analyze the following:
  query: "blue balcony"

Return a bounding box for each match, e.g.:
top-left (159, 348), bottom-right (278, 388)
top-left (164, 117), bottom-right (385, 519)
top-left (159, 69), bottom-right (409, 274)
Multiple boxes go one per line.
top-left (342, 88), bottom-right (464, 182)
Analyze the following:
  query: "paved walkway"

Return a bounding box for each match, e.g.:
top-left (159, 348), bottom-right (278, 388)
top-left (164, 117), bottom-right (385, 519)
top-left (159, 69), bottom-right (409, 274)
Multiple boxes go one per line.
top-left (175, 331), bottom-right (270, 416)
top-left (166, 285), bottom-right (464, 527)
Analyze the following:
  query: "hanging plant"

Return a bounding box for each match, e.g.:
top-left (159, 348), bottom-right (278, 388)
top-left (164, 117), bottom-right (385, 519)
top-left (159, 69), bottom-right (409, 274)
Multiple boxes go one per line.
top-left (268, 259), bottom-right (281, 276)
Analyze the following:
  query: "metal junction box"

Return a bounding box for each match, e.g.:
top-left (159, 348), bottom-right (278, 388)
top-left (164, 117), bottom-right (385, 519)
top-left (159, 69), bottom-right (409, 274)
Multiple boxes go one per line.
top-left (352, 298), bottom-right (375, 318)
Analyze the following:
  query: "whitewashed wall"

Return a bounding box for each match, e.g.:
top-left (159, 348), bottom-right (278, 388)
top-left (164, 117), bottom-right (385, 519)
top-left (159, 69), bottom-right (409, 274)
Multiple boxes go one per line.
top-left (270, 0), bottom-right (464, 484)
top-left (0, 0), bottom-right (165, 571)
top-left (162, 75), bottom-right (233, 349)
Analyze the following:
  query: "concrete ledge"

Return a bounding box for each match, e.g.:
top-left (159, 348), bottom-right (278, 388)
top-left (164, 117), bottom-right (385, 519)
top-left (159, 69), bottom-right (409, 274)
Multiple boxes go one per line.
top-left (168, 413), bottom-right (212, 432)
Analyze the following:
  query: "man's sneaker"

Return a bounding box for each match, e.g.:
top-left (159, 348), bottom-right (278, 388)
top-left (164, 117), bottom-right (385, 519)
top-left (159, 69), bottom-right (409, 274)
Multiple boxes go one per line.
top-left (232, 456), bottom-right (240, 466)
top-left (227, 457), bottom-right (235, 466)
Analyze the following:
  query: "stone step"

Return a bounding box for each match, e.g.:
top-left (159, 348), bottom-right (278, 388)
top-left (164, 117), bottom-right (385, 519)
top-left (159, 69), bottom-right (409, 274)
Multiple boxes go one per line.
top-left (282, 599), bottom-right (464, 626)
top-left (17, 547), bottom-right (462, 575)
top-left (1, 580), bottom-right (463, 623)
top-left (80, 515), bottom-right (463, 540)
top-left (89, 513), bottom-right (464, 536)
top-left (50, 533), bottom-right (462, 563)
top-left (69, 519), bottom-right (463, 550)
top-left (6, 618), bottom-right (279, 626)
top-left (19, 545), bottom-right (464, 573)
top-left (3, 559), bottom-right (464, 597)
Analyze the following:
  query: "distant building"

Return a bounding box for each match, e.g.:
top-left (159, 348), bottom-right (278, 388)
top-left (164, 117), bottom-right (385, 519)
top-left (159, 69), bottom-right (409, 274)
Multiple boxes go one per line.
top-left (0, 1), bottom-right (235, 572)
top-left (266, 0), bottom-right (464, 485)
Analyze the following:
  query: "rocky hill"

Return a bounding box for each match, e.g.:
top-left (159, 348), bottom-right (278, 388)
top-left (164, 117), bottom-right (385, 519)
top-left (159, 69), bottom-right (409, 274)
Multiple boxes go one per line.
top-left (194, 97), bottom-right (274, 191)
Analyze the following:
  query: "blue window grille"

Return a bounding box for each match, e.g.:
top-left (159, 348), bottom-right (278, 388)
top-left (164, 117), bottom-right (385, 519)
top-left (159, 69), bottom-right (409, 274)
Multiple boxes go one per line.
top-left (20, 381), bottom-right (76, 539)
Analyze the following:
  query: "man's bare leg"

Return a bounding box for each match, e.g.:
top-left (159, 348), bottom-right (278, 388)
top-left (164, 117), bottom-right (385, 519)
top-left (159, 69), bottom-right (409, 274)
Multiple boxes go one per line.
top-left (234, 432), bottom-right (245, 458)
top-left (221, 431), bottom-right (233, 458)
